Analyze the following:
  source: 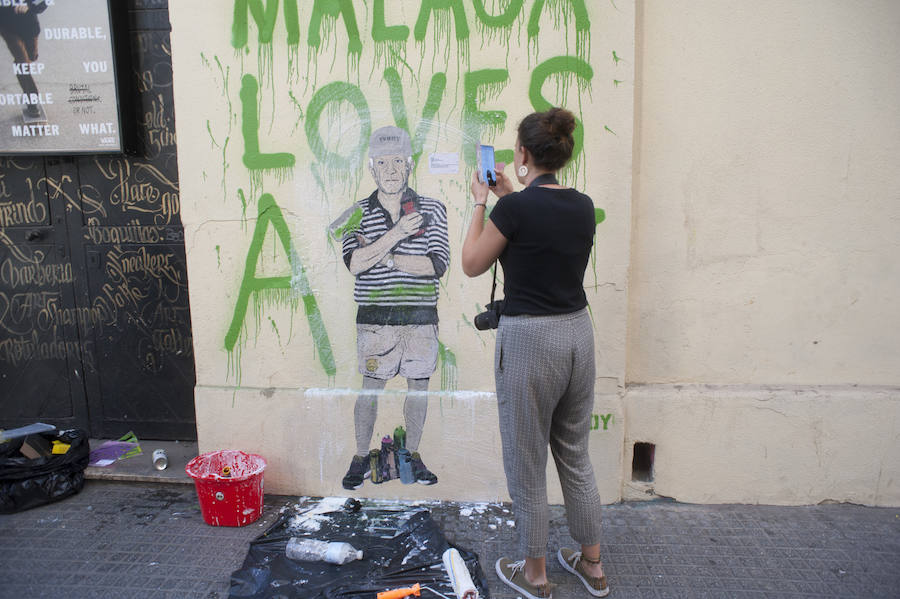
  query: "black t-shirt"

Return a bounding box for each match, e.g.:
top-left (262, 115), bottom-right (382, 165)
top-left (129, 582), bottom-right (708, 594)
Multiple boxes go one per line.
top-left (489, 186), bottom-right (596, 316)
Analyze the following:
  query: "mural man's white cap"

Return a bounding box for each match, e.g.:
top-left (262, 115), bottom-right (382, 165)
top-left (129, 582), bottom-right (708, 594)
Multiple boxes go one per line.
top-left (369, 126), bottom-right (412, 158)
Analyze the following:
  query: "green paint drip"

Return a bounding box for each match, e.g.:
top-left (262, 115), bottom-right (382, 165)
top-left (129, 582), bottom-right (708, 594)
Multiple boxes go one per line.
top-left (472, 0), bottom-right (524, 69)
top-left (308, 0), bottom-right (363, 55)
top-left (472, 0), bottom-right (524, 28)
top-left (206, 120), bottom-right (218, 147)
top-left (305, 81), bottom-right (371, 194)
top-left (268, 315), bottom-right (282, 347)
top-left (383, 68), bottom-right (447, 171)
top-left (437, 341), bottom-right (458, 391)
top-left (288, 90), bottom-right (304, 134)
top-left (372, 0), bottom-right (409, 70)
top-left (215, 245), bottom-right (221, 268)
top-left (232, 0), bottom-right (279, 48)
top-left (414, 0), bottom-right (471, 74)
top-left (527, 0), bottom-right (591, 64)
top-left (529, 56), bottom-right (593, 186)
top-left (238, 187), bottom-right (248, 226)
top-left (225, 193), bottom-right (336, 378)
top-left (463, 69), bottom-right (509, 166)
top-left (414, 0), bottom-right (470, 42)
top-left (240, 74), bottom-right (296, 171)
top-left (589, 207), bottom-right (606, 289)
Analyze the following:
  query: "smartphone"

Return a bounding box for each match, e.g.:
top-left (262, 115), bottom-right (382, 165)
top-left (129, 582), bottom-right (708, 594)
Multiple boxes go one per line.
top-left (478, 144), bottom-right (497, 187)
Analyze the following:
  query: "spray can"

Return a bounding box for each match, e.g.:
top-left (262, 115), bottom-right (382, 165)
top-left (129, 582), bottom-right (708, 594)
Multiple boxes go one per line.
top-left (285, 538), bottom-right (363, 565)
top-left (381, 436), bottom-right (396, 480)
top-left (152, 449), bottom-right (168, 470)
top-left (369, 449), bottom-right (383, 483)
top-left (442, 548), bottom-right (479, 599)
top-left (393, 425), bottom-right (406, 449)
top-left (397, 448), bottom-right (415, 484)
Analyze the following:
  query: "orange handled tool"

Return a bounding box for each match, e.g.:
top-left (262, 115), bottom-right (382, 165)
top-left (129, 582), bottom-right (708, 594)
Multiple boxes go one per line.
top-left (377, 583), bottom-right (421, 599)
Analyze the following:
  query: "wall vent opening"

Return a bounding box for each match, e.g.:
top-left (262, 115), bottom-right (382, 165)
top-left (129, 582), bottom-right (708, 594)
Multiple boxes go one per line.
top-left (632, 442), bottom-right (655, 482)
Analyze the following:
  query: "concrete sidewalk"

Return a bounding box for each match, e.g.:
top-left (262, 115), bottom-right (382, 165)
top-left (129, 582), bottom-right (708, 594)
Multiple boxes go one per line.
top-left (0, 480), bottom-right (898, 598)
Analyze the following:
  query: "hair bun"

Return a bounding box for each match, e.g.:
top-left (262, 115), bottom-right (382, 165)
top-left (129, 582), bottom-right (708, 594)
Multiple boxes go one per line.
top-left (546, 108), bottom-right (576, 139)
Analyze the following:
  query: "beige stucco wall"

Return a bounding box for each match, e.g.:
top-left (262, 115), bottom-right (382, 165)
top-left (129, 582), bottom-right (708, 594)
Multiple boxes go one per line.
top-left (630, 0), bottom-right (900, 384)
top-left (169, 1), bottom-right (900, 506)
top-left (627, 0), bottom-right (900, 506)
top-left (170, 1), bottom-right (635, 502)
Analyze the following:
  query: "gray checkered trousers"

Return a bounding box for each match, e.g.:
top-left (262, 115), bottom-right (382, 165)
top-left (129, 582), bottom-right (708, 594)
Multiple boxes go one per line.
top-left (495, 308), bottom-right (603, 557)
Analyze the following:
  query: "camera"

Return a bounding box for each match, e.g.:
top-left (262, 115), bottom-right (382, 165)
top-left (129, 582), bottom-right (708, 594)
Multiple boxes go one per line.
top-left (474, 300), bottom-right (504, 330)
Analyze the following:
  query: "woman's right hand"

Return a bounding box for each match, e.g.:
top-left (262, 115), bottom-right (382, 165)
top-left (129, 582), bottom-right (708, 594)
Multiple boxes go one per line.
top-left (490, 163), bottom-right (514, 198)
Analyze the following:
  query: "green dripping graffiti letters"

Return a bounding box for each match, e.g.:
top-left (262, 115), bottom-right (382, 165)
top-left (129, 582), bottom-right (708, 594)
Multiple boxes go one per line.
top-left (472, 0), bottom-right (525, 28)
top-left (224, 193), bottom-right (336, 377)
top-left (232, 0), bottom-right (300, 48)
top-left (240, 75), bottom-right (296, 171)
top-left (414, 0), bottom-right (470, 42)
top-left (384, 67), bottom-right (447, 170)
top-left (309, 0), bottom-right (362, 55)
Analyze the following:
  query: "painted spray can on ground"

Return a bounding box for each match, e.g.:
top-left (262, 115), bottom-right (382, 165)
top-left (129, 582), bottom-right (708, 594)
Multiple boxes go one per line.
top-left (185, 450), bottom-right (267, 526)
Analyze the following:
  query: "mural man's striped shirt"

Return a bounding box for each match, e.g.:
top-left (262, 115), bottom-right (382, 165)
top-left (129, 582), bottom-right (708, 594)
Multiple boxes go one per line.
top-left (341, 188), bottom-right (450, 325)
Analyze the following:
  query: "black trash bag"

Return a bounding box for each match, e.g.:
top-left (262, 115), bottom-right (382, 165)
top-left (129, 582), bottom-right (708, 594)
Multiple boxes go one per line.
top-left (230, 503), bottom-right (491, 598)
top-left (0, 428), bottom-right (90, 514)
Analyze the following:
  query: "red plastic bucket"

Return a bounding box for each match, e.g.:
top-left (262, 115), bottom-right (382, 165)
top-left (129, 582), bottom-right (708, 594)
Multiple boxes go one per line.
top-left (185, 450), bottom-right (267, 527)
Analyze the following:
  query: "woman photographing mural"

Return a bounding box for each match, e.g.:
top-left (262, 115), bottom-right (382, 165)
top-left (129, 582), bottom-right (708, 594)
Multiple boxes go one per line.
top-left (462, 108), bottom-right (608, 599)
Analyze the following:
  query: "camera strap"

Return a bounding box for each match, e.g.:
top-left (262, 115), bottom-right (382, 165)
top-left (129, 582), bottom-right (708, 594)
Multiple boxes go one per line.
top-left (489, 262), bottom-right (498, 305)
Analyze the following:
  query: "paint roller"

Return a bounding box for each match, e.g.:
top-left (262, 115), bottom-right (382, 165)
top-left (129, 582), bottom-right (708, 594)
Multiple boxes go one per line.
top-left (442, 548), bottom-right (479, 599)
top-left (376, 548), bottom-right (478, 599)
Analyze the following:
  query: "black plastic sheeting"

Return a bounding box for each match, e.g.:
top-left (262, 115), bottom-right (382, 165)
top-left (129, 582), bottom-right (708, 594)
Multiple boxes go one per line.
top-left (230, 501), bottom-right (491, 599)
top-left (0, 428), bottom-right (90, 514)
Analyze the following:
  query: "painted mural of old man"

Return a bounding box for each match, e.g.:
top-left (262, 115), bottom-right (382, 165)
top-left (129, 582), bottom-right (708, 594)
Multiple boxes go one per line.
top-left (334, 126), bottom-right (449, 490)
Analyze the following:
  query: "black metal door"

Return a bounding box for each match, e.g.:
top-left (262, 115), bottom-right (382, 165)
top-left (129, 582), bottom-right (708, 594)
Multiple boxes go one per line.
top-left (0, 158), bottom-right (90, 432)
top-left (0, 2), bottom-right (195, 441)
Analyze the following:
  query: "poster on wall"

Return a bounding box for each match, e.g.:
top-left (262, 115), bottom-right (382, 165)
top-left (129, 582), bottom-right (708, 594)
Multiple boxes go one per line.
top-left (0, 0), bottom-right (122, 155)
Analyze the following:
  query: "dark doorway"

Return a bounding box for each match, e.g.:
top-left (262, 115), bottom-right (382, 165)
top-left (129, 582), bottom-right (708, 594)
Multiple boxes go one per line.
top-left (0, 2), bottom-right (195, 440)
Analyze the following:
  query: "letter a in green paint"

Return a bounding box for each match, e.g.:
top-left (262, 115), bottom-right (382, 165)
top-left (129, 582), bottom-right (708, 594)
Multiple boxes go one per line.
top-left (527, 0), bottom-right (590, 38)
top-left (308, 0), bottom-right (362, 54)
top-left (240, 75), bottom-right (295, 170)
top-left (232, 0), bottom-right (299, 48)
top-left (414, 0), bottom-right (470, 41)
top-left (384, 68), bottom-right (447, 168)
top-left (529, 56), bottom-right (593, 162)
top-left (225, 194), bottom-right (336, 376)
top-left (373, 0), bottom-right (409, 42)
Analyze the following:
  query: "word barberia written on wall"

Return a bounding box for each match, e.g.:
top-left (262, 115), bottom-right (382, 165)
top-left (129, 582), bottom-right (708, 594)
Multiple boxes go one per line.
top-left (0, 0), bottom-right (122, 154)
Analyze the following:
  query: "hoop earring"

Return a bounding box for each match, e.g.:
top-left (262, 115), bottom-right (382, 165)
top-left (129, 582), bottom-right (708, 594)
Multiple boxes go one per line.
top-left (517, 165), bottom-right (528, 178)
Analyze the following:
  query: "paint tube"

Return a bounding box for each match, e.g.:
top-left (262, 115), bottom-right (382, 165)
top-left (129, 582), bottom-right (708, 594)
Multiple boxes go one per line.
top-left (442, 548), bottom-right (478, 599)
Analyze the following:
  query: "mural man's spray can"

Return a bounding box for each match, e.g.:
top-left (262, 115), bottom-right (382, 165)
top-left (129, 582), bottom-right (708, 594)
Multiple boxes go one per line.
top-left (401, 200), bottom-right (424, 236)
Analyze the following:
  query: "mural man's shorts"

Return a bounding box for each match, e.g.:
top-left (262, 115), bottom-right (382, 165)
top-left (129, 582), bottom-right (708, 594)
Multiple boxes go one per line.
top-left (356, 324), bottom-right (438, 380)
